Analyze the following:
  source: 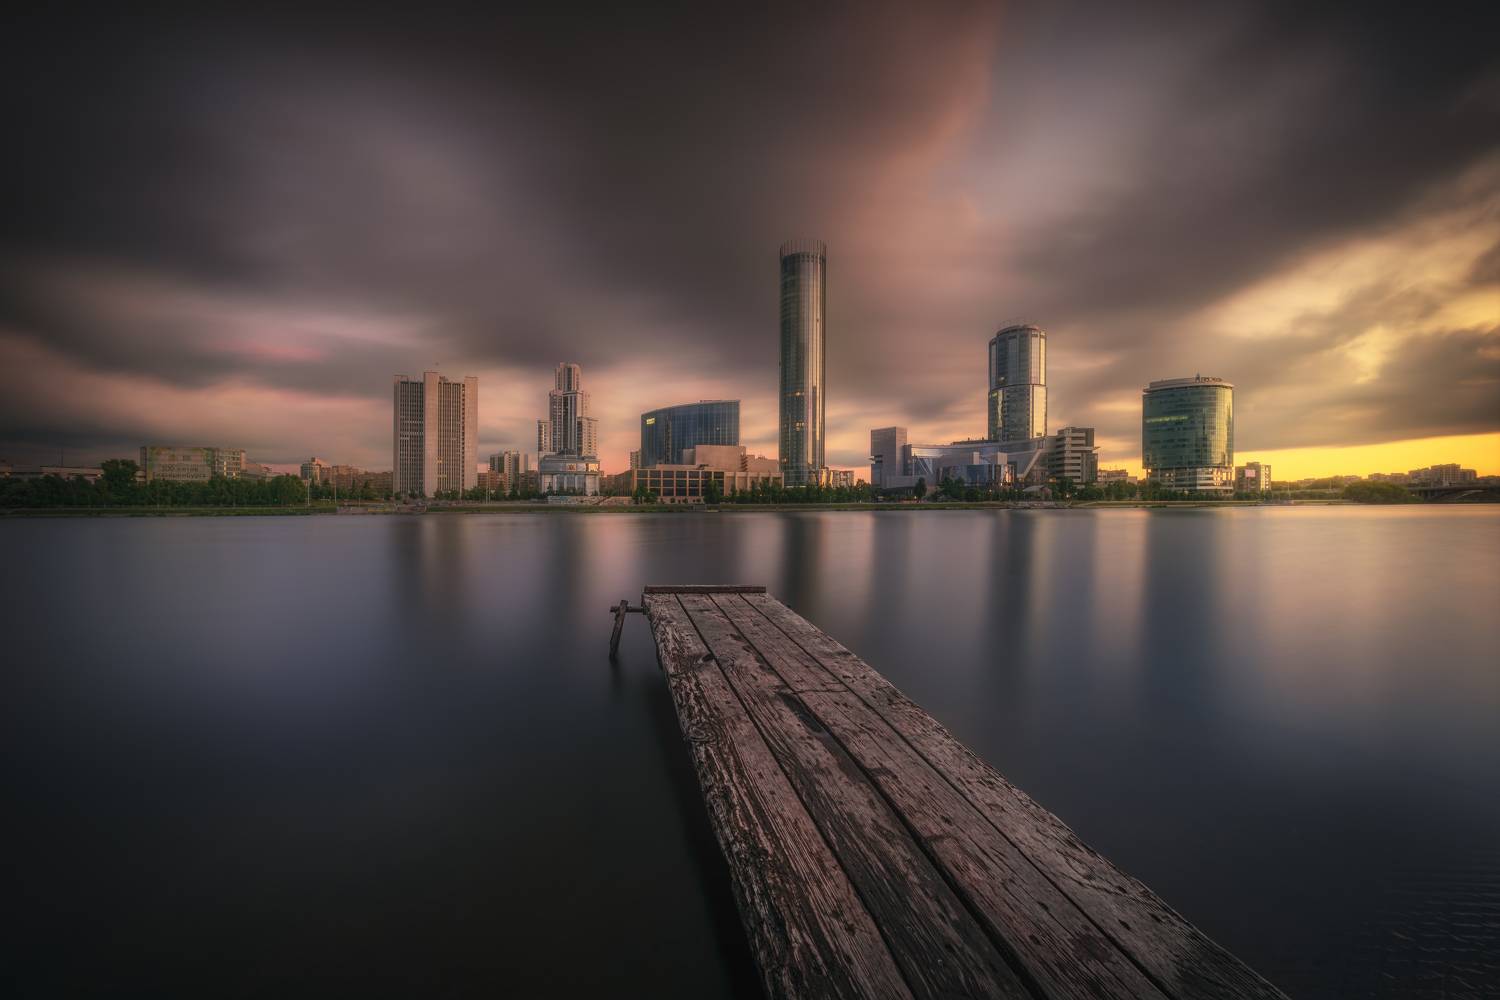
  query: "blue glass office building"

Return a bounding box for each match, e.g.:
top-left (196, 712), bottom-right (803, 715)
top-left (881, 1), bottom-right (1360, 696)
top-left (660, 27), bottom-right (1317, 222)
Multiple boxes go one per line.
top-left (1142, 376), bottom-right (1234, 492)
top-left (639, 401), bottom-right (741, 468)
top-left (988, 324), bottom-right (1046, 443)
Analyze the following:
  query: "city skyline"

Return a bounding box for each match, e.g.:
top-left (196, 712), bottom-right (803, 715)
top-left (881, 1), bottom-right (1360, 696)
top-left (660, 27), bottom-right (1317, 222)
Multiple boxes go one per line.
top-left (1, 7), bottom-right (1496, 480)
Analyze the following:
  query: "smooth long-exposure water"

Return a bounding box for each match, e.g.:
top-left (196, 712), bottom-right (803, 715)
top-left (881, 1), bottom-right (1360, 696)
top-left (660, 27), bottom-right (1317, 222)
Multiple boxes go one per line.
top-left (5, 507), bottom-right (1498, 997)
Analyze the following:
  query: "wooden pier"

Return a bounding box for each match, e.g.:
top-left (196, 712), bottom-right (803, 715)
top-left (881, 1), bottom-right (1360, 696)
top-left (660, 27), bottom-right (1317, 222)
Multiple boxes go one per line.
top-left (636, 585), bottom-right (1287, 1000)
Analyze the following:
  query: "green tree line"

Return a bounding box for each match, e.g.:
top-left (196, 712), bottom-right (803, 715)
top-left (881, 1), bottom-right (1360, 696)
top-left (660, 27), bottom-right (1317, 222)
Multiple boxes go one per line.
top-left (1, 460), bottom-right (309, 508)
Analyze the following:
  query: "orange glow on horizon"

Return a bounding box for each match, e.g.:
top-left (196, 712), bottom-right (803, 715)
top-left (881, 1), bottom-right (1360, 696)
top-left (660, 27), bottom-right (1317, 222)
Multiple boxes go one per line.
top-left (1101, 431), bottom-right (1500, 482)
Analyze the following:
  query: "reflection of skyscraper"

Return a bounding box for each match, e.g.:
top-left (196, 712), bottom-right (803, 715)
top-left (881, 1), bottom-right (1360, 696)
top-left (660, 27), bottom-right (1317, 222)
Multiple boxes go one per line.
top-left (392, 371), bottom-right (478, 497)
top-left (544, 362), bottom-right (596, 457)
top-left (779, 239), bottom-right (826, 486)
top-left (1142, 375), bottom-right (1234, 493)
top-left (988, 324), bottom-right (1046, 443)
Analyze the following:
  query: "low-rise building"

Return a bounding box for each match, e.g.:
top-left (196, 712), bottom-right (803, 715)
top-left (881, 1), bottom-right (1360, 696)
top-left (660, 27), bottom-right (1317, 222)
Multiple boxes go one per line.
top-left (630, 444), bottom-right (782, 503)
top-left (1097, 468), bottom-right (1133, 485)
top-left (868, 426), bottom-right (1099, 490)
top-left (5, 465), bottom-right (107, 482)
top-left (140, 446), bottom-right (248, 483)
top-left (830, 469), bottom-right (855, 489)
top-left (1048, 426), bottom-right (1098, 484)
top-left (538, 454), bottom-right (601, 495)
top-left (1235, 461), bottom-right (1272, 493)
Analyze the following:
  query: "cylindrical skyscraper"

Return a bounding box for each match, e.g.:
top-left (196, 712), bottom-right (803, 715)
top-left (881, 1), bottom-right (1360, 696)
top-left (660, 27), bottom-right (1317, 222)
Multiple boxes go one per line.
top-left (1142, 375), bottom-right (1234, 493)
top-left (779, 239), bottom-right (826, 486)
top-left (988, 324), bottom-right (1046, 443)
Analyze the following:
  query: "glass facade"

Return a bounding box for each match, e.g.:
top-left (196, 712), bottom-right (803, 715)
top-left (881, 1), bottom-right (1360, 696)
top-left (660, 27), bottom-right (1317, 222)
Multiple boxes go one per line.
top-left (639, 401), bottom-right (741, 468)
top-left (988, 324), bottom-right (1046, 442)
top-left (1142, 377), bottom-right (1234, 492)
top-left (779, 239), bottom-right (826, 486)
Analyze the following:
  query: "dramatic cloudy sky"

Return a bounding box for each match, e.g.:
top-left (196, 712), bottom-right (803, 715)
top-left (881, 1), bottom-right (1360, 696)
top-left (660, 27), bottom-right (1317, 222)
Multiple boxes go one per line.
top-left (3, 4), bottom-right (1498, 477)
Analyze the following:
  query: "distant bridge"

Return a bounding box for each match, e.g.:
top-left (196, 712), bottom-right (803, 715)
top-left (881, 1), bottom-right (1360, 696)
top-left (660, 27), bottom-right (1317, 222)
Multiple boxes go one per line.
top-left (1409, 483), bottom-right (1500, 502)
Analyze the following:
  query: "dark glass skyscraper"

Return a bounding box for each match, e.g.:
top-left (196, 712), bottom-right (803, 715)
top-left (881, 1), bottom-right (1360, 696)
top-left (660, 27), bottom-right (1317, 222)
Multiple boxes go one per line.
top-left (779, 239), bottom-right (826, 486)
top-left (1142, 375), bottom-right (1234, 493)
top-left (988, 324), bottom-right (1046, 442)
top-left (639, 400), bottom-right (740, 468)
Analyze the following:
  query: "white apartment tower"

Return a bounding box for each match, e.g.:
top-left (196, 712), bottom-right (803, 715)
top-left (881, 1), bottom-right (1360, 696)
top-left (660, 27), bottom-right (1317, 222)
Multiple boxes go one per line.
top-left (544, 362), bottom-right (598, 457)
top-left (392, 371), bottom-right (478, 497)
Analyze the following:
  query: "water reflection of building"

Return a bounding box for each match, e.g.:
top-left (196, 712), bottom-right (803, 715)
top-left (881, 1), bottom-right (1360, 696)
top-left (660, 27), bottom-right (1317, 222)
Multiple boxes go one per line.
top-left (1142, 376), bottom-right (1234, 493)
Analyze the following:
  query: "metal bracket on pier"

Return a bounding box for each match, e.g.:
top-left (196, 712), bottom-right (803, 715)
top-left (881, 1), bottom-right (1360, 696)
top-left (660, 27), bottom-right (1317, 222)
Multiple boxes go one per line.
top-left (608, 599), bottom-right (645, 660)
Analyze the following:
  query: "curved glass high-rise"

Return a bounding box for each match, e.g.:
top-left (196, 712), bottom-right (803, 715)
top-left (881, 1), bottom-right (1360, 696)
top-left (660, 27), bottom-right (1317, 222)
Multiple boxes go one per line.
top-left (779, 239), bottom-right (826, 486)
top-left (639, 400), bottom-right (740, 468)
top-left (988, 324), bottom-right (1046, 443)
top-left (1142, 376), bottom-right (1234, 492)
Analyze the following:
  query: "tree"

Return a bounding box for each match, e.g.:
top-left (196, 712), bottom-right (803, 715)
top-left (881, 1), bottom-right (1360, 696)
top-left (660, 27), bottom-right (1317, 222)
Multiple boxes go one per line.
top-left (100, 459), bottom-right (140, 502)
top-left (272, 474), bottom-right (307, 506)
top-left (1343, 482), bottom-right (1414, 504)
top-left (913, 477), bottom-right (927, 500)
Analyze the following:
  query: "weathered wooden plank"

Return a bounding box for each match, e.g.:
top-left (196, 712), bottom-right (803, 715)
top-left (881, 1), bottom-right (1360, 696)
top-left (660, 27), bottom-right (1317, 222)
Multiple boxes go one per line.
top-left (712, 592), bottom-right (1165, 1000)
top-left (676, 593), bottom-right (1033, 1000)
top-left (643, 594), bottom-right (914, 1000)
top-left (644, 585), bottom-right (769, 594)
top-left (741, 591), bottom-right (1288, 1000)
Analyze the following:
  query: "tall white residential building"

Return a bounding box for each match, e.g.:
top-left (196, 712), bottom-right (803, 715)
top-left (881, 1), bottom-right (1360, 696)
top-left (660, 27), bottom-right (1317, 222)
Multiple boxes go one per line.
top-left (392, 371), bottom-right (478, 497)
top-left (543, 362), bottom-right (596, 457)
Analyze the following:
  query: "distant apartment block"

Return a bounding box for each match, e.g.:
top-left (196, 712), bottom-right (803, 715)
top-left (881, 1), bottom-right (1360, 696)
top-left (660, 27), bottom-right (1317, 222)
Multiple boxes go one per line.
top-left (1235, 461), bottom-right (1272, 492)
top-left (300, 457), bottom-right (330, 483)
top-left (1409, 464), bottom-right (1477, 486)
top-left (1097, 468), bottom-right (1133, 485)
top-left (830, 469), bottom-right (855, 489)
top-left (1048, 426), bottom-right (1098, 484)
top-left (392, 371), bottom-right (478, 497)
top-left (489, 450), bottom-right (532, 493)
top-left (140, 446), bottom-right (248, 483)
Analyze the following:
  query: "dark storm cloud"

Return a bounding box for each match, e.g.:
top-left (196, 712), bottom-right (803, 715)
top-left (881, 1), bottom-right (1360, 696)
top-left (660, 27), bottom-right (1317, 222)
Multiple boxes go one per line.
top-left (0, 2), bottom-right (1496, 468)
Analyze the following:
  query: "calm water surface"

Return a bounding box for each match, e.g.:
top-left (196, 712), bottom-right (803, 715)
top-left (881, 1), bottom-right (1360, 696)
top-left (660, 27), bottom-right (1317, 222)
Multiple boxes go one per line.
top-left (5, 508), bottom-right (1498, 997)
